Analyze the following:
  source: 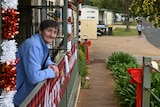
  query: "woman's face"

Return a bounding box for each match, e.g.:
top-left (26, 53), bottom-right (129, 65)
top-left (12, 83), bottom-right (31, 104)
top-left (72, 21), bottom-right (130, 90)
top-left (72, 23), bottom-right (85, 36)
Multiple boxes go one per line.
top-left (39, 27), bottom-right (58, 44)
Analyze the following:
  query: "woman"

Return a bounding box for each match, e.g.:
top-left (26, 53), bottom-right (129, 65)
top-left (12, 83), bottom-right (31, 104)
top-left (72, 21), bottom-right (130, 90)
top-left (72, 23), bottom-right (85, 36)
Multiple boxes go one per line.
top-left (136, 21), bottom-right (144, 37)
top-left (13, 20), bottom-right (60, 106)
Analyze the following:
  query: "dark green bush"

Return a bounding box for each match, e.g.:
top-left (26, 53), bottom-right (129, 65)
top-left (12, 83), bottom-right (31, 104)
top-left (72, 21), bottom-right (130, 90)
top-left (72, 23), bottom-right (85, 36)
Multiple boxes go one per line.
top-left (107, 51), bottom-right (160, 106)
top-left (150, 73), bottom-right (160, 107)
top-left (107, 52), bottom-right (137, 69)
top-left (106, 51), bottom-right (140, 107)
top-left (78, 45), bottom-right (88, 88)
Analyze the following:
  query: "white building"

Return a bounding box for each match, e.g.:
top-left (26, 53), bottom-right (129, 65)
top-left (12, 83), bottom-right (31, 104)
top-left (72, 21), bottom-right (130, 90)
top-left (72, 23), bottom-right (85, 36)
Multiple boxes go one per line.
top-left (81, 5), bottom-right (99, 24)
top-left (81, 5), bottom-right (114, 26)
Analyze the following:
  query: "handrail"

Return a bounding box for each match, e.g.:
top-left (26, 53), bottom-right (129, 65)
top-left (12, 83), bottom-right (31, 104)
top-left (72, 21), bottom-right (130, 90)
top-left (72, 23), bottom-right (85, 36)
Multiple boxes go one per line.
top-left (142, 57), bottom-right (160, 107)
top-left (144, 63), bottom-right (160, 103)
top-left (146, 88), bottom-right (160, 103)
top-left (145, 64), bottom-right (160, 73)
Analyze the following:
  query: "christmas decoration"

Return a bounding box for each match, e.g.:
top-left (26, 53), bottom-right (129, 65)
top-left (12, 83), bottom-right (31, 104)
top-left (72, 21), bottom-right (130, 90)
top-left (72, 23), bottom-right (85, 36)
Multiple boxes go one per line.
top-left (77, 0), bottom-right (82, 44)
top-left (0, 0), bottom-right (19, 92)
top-left (67, 0), bottom-right (72, 60)
top-left (0, 0), bottom-right (19, 106)
top-left (0, 40), bottom-right (17, 64)
top-left (2, 8), bottom-right (19, 39)
top-left (127, 68), bottom-right (143, 107)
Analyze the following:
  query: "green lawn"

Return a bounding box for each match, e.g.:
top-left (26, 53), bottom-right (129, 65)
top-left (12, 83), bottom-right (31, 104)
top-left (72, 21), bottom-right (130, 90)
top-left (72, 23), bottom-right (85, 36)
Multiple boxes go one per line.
top-left (122, 21), bottom-right (138, 26)
top-left (112, 28), bottom-right (138, 36)
top-left (130, 21), bottom-right (138, 26)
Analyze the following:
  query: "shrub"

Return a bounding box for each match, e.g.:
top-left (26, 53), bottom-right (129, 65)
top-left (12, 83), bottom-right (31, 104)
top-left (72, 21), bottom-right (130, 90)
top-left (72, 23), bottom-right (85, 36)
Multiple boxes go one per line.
top-left (78, 44), bottom-right (88, 88)
top-left (107, 51), bottom-right (137, 69)
top-left (150, 73), bottom-right (160, 107)
top-left (106, 51), bottom-right (140, 107)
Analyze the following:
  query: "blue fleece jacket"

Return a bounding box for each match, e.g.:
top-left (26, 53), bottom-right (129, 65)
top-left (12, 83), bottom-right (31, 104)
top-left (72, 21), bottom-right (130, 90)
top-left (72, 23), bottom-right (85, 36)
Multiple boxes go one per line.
top-left (13, 33), bottom-right (56, 106)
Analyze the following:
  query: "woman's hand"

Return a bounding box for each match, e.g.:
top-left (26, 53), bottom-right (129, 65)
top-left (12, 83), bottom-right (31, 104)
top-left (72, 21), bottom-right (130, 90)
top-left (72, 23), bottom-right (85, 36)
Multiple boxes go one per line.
top-left (48, 65), bottom-right (59, 77)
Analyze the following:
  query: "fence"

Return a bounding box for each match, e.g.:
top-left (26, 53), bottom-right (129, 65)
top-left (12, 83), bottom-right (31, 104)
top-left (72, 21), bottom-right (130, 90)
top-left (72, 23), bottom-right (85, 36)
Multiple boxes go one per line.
top-left (142, 57), bottom-right (160, 107)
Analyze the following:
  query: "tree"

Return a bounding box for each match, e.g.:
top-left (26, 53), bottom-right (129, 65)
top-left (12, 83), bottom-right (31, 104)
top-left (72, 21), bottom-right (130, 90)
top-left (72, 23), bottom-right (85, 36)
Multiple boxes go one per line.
top-left (124, 0), bottom-right (133, 31)
top-left (130, 0), bottom-right (160, 27)
top-left (90, 0), bottom-right (101, 7)
top-left (92, 0), bottom-right (124, 13)
top-left (91, 0), bottom-right (133, 31)
top-left (83, 0), bottom-right (92, 5)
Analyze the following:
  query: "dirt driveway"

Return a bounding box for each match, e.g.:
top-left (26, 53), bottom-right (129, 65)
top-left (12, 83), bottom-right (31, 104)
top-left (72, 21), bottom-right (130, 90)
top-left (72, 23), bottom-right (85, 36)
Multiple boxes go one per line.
top-left (76, 35), bottom-right (160, 107)
top-left (89, 35), bottom-right (160, 63)
top-left (90, 36), bottom-right (160, 56)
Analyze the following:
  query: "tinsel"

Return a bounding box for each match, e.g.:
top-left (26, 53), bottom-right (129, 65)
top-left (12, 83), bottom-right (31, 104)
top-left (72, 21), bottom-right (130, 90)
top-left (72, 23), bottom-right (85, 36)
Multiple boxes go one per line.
top-left (0, 40), bottom-right (17, 64)
top-left (67, 0), bottom-right (72, 59)
top-left (77, 0), bottom-right (82, 43)
top-left (0, 61), bottom-right (17, 91)
top-left (1, 0), bottom-right (18, 10)
top-left (0, 0), bottom-right (19, 107)
top-left (0, 0), bottom-right (19, 91)
top-left (0, 90), bottom-right (16, 107)
top-left (2, 8), bottom-right (19, 39)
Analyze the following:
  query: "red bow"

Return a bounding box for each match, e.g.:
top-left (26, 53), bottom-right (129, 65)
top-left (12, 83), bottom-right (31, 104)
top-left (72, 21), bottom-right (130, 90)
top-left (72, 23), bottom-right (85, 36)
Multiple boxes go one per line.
top-left (127, 68), bottom-right (143, 107)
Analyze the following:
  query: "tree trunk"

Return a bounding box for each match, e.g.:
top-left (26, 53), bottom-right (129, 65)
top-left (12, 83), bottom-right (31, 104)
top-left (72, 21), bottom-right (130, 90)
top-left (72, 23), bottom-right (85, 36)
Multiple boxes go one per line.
top-left (125, 0), bottom-right (130, 31)
top-left (125, 12), bottom-right (130, 31)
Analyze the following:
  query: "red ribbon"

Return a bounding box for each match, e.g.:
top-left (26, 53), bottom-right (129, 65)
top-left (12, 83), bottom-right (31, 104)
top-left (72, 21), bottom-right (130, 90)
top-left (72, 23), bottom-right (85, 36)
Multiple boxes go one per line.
top-left (127, 68), bottom-right (143, 107)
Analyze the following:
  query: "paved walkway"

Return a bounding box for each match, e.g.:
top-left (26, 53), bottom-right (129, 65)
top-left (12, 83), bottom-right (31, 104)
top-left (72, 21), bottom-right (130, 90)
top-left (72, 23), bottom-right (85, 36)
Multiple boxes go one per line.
top-left (76, 35), bottom-right (160, 107)
top-left (76, 60), bottom-right (120, 107)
